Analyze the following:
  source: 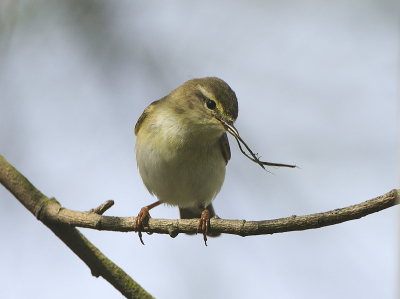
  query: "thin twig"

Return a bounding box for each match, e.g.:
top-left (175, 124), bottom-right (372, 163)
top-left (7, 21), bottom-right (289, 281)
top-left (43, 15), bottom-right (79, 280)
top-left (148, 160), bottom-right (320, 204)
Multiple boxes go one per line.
top-left (220, 118), bottom-right (297, 170)
top-left (90, 200), bottom-right (115, 215)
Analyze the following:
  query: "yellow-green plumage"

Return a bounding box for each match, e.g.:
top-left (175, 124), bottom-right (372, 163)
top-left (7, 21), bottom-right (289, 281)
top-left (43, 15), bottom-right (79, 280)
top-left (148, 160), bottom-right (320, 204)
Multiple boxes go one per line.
top-left (135, 77), bottom-right (238, 219)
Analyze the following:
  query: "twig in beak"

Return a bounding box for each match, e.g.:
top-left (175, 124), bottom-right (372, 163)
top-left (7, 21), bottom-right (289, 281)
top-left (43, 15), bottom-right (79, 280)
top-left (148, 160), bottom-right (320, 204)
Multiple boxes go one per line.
top-left (219, 118), bottom-right (297, 171)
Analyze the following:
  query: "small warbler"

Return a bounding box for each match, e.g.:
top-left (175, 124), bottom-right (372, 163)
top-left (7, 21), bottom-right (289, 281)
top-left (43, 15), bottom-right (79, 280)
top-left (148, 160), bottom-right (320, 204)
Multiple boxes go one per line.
top-left (134, 77), bottom-right (295, 245)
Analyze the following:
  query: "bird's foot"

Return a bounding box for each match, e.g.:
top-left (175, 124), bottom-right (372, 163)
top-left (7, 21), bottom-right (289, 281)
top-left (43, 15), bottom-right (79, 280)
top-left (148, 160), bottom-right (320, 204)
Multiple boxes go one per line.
top-left (135, 201), bottom-right (161, 245)
top-left (135, 206), bottom-right (150, 245)
top-left (197, 209), bottom-right (210, 246)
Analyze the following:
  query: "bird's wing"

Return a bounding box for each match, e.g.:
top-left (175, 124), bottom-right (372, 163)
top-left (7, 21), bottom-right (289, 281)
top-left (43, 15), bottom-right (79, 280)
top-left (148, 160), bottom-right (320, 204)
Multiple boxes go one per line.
top-left (134, 100), bottom-right (161, 136)
top-left (219, 132), bottom-right (231, 164)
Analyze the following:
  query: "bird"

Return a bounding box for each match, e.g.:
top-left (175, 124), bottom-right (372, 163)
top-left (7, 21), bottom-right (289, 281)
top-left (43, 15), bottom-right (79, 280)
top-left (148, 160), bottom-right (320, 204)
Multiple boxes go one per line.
top-left (134, 77), bottom-right (296, 245)
top-left (134, 77), bottom-right (238, 245)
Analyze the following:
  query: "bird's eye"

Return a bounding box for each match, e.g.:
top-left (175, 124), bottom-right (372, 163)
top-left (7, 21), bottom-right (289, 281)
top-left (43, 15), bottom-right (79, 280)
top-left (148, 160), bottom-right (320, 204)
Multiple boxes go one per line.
top-left (206, 99), bottom-right (216, 110)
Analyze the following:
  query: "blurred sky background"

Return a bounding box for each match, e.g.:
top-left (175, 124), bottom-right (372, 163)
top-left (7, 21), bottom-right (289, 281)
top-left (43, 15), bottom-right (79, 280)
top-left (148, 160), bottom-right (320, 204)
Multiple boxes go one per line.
top-left (0, 1), bottom-right (399, 298)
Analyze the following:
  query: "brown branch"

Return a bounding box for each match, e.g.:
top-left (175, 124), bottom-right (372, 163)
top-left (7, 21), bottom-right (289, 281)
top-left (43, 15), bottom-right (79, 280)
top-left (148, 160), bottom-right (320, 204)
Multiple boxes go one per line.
top-left (34, 189), bottom-right (398, 238)
top-left (1, 154), bottom-right (399, 296)
top-left (2, 155), bottom-right (398, 238)
top-left (0, 155), bottom-right (153, 299)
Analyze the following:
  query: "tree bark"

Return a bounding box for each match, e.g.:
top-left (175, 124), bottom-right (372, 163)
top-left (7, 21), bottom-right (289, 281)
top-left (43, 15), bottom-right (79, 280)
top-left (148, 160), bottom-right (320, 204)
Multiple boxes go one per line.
top-left (1, 153), bottom-right (398, 298)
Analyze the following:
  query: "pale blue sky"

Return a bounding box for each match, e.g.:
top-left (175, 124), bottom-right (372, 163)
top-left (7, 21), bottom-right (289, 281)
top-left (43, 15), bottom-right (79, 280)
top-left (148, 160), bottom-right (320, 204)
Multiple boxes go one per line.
top-left (0, 1), bottom-right (398, 298)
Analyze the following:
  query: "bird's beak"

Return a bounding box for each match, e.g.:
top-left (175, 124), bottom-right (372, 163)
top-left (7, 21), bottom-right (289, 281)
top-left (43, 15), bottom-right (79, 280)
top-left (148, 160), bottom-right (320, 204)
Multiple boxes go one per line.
top-left (217, 118), bottom-right (239, 138)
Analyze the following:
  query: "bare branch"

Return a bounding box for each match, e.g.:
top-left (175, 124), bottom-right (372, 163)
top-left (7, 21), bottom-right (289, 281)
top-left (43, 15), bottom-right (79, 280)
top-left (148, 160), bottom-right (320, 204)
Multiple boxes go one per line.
top-left (0, 155), bottom-right (153, 299)
top-left (1, 153), bottom-right (398, 297)
top-left (35, 189), bottom-right (398, 238)
top-left (2, 154), bottom-right (398, 238)
top-left (90, 199), bottom-right (115, 215)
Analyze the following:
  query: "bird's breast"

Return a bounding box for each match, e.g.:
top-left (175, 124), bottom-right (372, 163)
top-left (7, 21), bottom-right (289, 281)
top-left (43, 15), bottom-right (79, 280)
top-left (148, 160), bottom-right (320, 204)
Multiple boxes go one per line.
top-left (135, 128), bottom-right (226, 208)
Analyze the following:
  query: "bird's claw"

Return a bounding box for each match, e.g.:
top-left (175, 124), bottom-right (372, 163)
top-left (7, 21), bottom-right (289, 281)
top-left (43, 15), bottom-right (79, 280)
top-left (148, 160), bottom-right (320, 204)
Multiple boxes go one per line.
top-left (135, 206), bottom-right (150, 245)
top-left (197, 209), bottom-right (210, 246)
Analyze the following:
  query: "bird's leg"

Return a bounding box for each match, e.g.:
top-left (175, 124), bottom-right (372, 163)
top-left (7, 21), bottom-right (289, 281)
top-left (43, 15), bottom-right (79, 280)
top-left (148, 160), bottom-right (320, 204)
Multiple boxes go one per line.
top-left (197, 208), bottom-right (211, 246)
top-left (135, 201), bottom-right (161, 245)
